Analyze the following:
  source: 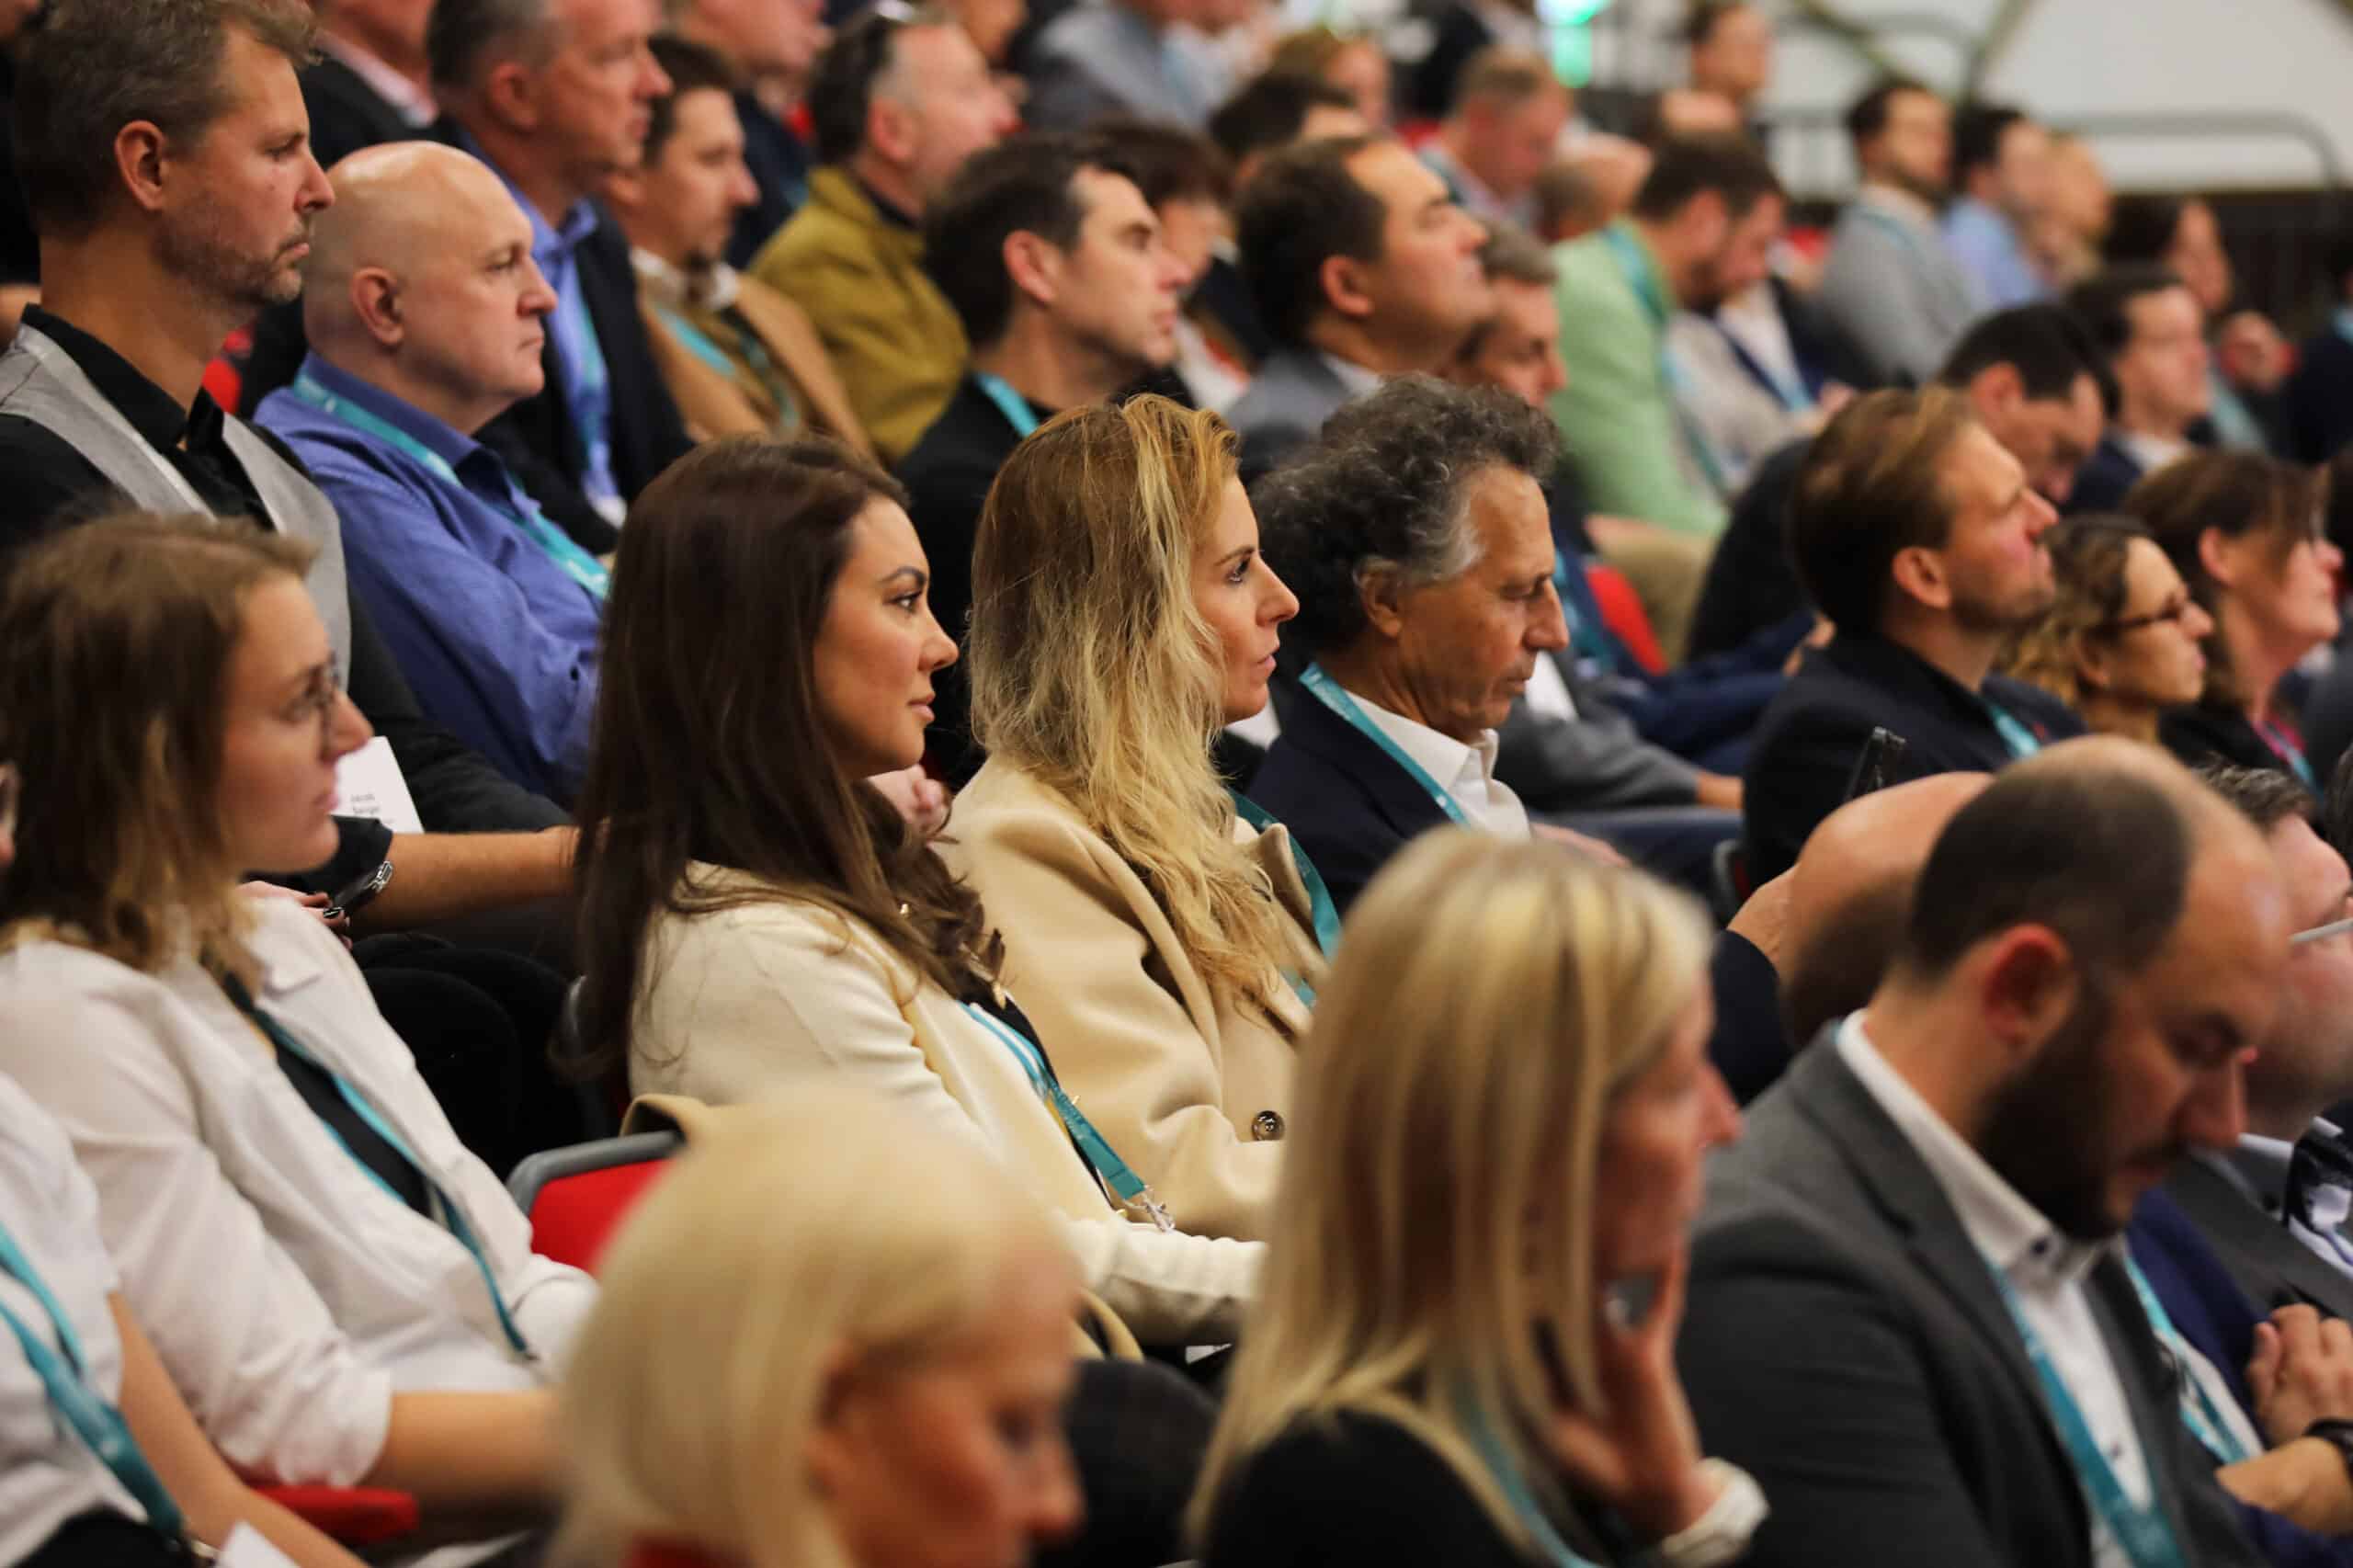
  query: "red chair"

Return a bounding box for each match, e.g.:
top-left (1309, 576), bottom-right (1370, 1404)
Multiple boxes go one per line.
top-left (253, 1484), bottom-right (421, 1546)
top-left (506, 1131), bottom-right (682, 1274)
top-left (1584, 561), bottom-right (1669, 676)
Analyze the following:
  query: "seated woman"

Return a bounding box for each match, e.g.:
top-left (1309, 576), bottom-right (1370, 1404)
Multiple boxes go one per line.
top-left (558, 1089), bottom-right (1084, 1567)
top-left (947, 396), bottom-right (1327, 1245)
top-left (0, 517), bottom-right (594, 1564)
top-left (2127, 452), bottom-right (2342, 787)
top-left (1998, 514), bottom-right (2215, 744)
top-left (1191, 830), bottom-right (1760, 1566)
top-left (566, 436), bottom-right (1259, 1347)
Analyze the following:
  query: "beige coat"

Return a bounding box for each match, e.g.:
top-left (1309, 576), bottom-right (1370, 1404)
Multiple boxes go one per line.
top-left (627, 866), bottom-right (1261, 1346)
top-left (938, 761), bottom-right (1325, 1244)
top-left (635, 270), bottom-right (875, 456)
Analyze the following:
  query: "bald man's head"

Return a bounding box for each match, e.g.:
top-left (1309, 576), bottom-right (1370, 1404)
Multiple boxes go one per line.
top-left (300, 142), bottom-right (555, 431)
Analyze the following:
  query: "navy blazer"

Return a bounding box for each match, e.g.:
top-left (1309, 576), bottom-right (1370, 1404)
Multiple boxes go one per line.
top-left (1246, 676), bottom-right (1453, 919)
top-left (2064, 432), bottom-right (2147, 515)
top-left (1740, 631), bottom-right (2086, 884)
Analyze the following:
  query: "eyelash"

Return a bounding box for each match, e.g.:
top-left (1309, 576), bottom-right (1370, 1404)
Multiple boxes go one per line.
top-left (1225, 557), bottom-right (1253, 585)
top-left (891, 591), bottom-right (924, 613)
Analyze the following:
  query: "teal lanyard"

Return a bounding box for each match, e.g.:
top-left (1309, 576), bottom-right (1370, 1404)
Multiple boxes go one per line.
top-left (655, 305), bottom-right (799, 430)
top-left (961, 1002), bottom-right (1173, 1232)
top-left (288, 371), bottom-right (610, 600)
top-left (2335, 307), bottom-right (2353, 352)
top-left (1984, 699), bottom-right (2043, 760)
top-left (1299, 663), bottom-right (1472, 827)
top-left (2120, 1259), bottom-right (2251, 1465)
top-left (1984, 1260), bottom-right (2191, 1568)
top-left (2256, 717), bottom-right (2318, 789)
top-left (973, 372), bottom-right (1040, 438)
top-left (0, 1220), bottom-right (185, 1539)
top-left (1598, 226), bottom-right (1731, 494)
top-left (1459, 1398), bottom-right (1604, 1568)
top-left (1226, 790), bottom-right (1340, 1010)
top-left (220, 976), bottom-right (536, 1360)
top-left (1550, 559), bottom-right (1619, 676)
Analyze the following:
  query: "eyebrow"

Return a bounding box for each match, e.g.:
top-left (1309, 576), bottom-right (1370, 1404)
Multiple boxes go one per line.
top-left (881, 566), bottom-right (928, 588)
top-left (1215, 545), bottom-right (1256, 566)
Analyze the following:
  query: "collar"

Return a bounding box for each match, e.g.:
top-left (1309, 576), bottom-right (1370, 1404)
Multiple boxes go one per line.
top-left (1603, 219), bottom-right (1681, 316)
top-left (2115, 426), bottom-right (2193, 477)
top-left (854, 174), bottom-right (920, 232)
top-left (18, 304), bottom-right (221, 454)
top-left (2224, 1116), bottom-right (2341, 1209)
top-left (1822, 630), bottom-right (2001, 712)
top-left (294, 352), bottom-right (483, 473)
top-left (313, 33), bottom-right (438, 126)
top-left (1347, 688), bottom-right (1503, 800)
top-left (453, 126), bottom-right (600, 251)
top-left (1858, 182), bottom-right (1941, 232)
top-left (631, 247), bottom-right (742, 312)
top-left (1319, 350), bottom-right (1385, 399)
top-left (1837, 1014), bottom-right (2113, 1288)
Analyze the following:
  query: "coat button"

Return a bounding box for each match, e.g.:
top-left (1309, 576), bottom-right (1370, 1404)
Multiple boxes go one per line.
top-left (1251, 1109), bottom-right (1285, 1142)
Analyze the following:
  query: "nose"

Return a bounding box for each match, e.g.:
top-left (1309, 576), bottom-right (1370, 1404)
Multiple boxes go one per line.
top-left (1700, 1065), bottom-right (1743, 1151)
top-left (1539, 348), bottom-right (1568, 400)
top-left (2178, 1056), bottom-right (2248, 1153)
top-left (1529, 576), bottom-right (1571, 652)
top-left (988, 80), bottom-right (1019, 136)
top-left (1157, 243), bottom-right (1189, 297)
top-left (325, 687), bottom-right (374, 760)
top-left (1262, 562), bottom-right (1301, 626)
top-left (1025, 1440), bottom-right (1085, 1546)
top-left (519, 256), bottom-right (558, 317)
top-left (2185, 599), bottom-right (2215, 640)
top-left (300, 149), bottom-right (335, 213)
top-left (728, 158), bottom-right (760, 210)
top-left (2023, 490), bottom-right (2060, 540)
top-left (638, 44), bottom-right (672, 100)
top-left (923, 605), bottom-right (961, 669)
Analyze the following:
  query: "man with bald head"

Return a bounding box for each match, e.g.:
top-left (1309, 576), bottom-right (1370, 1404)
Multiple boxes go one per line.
top-left (1683, 738), bottom-right (2289, 1568)
top-left (257, 143), bottom-right (606, 804)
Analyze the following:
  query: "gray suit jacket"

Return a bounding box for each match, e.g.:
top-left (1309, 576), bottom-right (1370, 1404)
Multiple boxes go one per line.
top-left (1680, 1040), bottom-right (2262, 1568)
top-left (1226, 346), bottom-right (1353, 480)
top-left (1024, 2), bottom-right (1215, 131)
top-left (1815, 195), bottom-right (1984, 388)
top-left (2162, 1154), bottom-right (2353, 1321)
top-left (1494, 648), bottom-right (1701, 812)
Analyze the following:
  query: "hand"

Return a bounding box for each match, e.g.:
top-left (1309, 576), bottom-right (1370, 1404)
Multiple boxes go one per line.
top-left (1541, 1244), bottom-right (1721, 1541)
top-left (867, 766), bottom-right (950, 839)
top-left (1531, 822), bottom-right (1630, 866)
top-left (1694, 773), bottom-right (1743, 812)
top-left (2248, 1304), bottom-right (2353, 1445)
top-left (237, 882), bottom-right (350, 946)
top-left (2219, 311), bottom-right (2292, 393)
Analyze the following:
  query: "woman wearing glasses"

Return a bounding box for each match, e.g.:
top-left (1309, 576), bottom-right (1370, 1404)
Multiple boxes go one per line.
top-left (2129, 452), bottom-right (2343, 789)
top-left (0, 516), bottom-right (592, 1565)
top-left (1999, 515), bottom-right (2215, 744)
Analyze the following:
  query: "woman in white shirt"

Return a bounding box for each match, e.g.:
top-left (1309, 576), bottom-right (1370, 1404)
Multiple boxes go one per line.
top-left (564, 436), bottom-right (1258, 1348)
top-left (0, 517), bottom-right (596, 1566)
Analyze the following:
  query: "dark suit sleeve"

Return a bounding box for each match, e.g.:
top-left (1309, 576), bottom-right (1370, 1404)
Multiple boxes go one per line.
top-left (1680, 1217), bottom-right (2018, 1568)
top-left (1495, 700), bottom-right (1701, 812)
top-left (1740, 698), bottom-right (1875, 884)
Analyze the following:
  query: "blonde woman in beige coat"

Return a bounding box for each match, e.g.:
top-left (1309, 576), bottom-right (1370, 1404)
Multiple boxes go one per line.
top-left (946, 397), bottom-right (1335, 1246)
top-left (563, 435), bottom-right (1260, 1349)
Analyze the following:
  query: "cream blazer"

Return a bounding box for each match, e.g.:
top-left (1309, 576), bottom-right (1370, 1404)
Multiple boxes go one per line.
top-left (629, 866), bottom-right (1262, 1345)
top-left (938, 761), bottom-right (1325, 1244)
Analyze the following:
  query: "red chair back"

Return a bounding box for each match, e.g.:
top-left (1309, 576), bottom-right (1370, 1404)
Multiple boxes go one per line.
top-left (528, 1158), bottom-right (674, 1273)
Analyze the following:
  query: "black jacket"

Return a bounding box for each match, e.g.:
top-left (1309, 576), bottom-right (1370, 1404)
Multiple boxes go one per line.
top-left (2160, 701), bottom-right (2317, 790)
top-left (297, 53), bottom-right (415, 172)
top-left (1690, 436), bottom-right (1810, 661)
top-left (1741, 631), bottom-right (2085, 884)
top-left (1709, 929), bottom-right (1790, 1106)
top-left (2064, 431), bottom-right (2148, 516)
top-left (2162, 1154), bottom-right (2353, 1322)
top-left (1245, 675), bottom-right (1451, 919)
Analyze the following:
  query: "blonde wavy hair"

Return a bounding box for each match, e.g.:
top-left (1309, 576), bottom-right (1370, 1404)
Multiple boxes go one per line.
top-left (966, 394), bottom-right (1290, 1002)
top-left (1189, 830), bottom-right (1714, 1551)
top-left (0, 514), bottom-right (313, 986)
top-left (556, 1089), bottom-right (1075, 1568)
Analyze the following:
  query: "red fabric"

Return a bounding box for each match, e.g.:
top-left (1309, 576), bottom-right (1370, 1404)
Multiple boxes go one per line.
top-left (254, 1485), bottom-right (420, 1546)
top-left (1584, 562), bottom-right (1667, 675)
top-left (629, 1540), bottom-right (740, 1568)
top-left (527, 1158), bottom-right (674, 1273)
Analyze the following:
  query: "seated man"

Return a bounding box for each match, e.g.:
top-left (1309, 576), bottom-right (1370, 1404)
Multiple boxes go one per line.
top-left (2166, 763), bottom-right (2353, 1323)
top-left (604, 35), bottom-right (870, 451)
top-left (1023, 0), bottom-right (1225, 131)
top-left (1740, 387), bottom-right (2086, 884)
top-left (1248, 375), bottom-right (1738, 905)
top-left (1683, 740), bottom-right (2290, 1567)
top-left (1693, 301), bottom-right (2106, 660)
top-left (666, 0), bottom-right (829, 267)
top-left (897, 132), bottom-right (1187, 783)
top-left (1226, 134), bottom-right (1491, 478)
top-left (1942, 102), bottom-right (2054, 310)
top-left (751, 10), bottom-right (1016, 461)
top-left (2068, 264), bottom-right (2214, 513)
top-left (258, 144), bottom-right (604, 806)
top-left (1415, 48), bottom-right (1570, 232)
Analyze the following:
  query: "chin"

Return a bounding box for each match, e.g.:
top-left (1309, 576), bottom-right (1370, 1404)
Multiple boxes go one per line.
top-left (1222, 684), bottom-right (1269, 726)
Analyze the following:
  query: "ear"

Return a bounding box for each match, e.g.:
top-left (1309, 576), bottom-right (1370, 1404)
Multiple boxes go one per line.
top-left (1968, 360), bottom-right (2025, 419)
top-left (1320, 252), bottom-right (1376, 324)
top-left (1358, 562), bottom-right (1410, 641)
top-left (350, 268), bottom-right (405, 349)
top-left (2072, 631), bottom-right (2115, 695)
top-left (1002, 229), bottom-right (1062, 313)
top-left (867, 97), bottom-right (917, 168)
top-left (481, 60), bottom-right (541, 134)
top-left (2198, 526), bottom-right (2240, 591)
top-left (801, 1341), bottom-right (864, 1498)
top-left (1888, 544), bottom-right (1952, 613)
top-left (113, 121), bottom-right (171, 216)
top-left (1974, 926), bottom-right (2082, 1066)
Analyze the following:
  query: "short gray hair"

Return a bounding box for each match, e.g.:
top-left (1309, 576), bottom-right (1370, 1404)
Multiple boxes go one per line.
top-left (1256, 376), bottom-right (1560, 659)
top-left (427, 0), bottom-right (560, 94)
top-left (14, 0), bottom-right (314, 238)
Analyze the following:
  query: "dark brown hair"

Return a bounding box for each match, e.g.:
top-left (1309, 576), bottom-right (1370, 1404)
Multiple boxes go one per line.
top-left (2126, 449), bottom-right (2322, 709)
top-left (1787, 387), bottom-right (1976, 634)
top-left (566, 437), bottom-right (996, 1092)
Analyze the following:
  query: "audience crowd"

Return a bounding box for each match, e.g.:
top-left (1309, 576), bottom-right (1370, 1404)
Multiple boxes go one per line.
top-left (16, 0), bottom-right (2353, 1565)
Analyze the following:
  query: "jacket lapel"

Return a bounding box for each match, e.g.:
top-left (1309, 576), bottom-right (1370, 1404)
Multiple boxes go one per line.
top-left (1270, 676), bottom-right (1455, 845)
top-left (2165, 1156), bottom-right (2353, 1317)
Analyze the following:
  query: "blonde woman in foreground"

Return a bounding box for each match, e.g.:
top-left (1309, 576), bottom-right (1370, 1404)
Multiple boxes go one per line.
top-left (557, 1089), bottom-right (1084, 1568)
top-left (1192, 831), bottom-right (1765, 1567)
top-left (947, 396), bottom-right (1331, 1244)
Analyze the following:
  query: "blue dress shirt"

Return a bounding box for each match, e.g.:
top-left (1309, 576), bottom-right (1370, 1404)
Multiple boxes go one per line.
top-left (256, 356), bottom-right (604, 804)
top-left (1941, 197), bottom-right (2050, 310)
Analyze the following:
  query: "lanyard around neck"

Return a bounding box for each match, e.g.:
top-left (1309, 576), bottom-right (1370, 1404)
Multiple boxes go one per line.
top-left (973, 373), bottom-right (1040, 439)
top-left (2119, 1258), bottom-right (2251, 1465)
top-left (0, 1219), bottom-right (187, 1538)
top-left (1458, 1395), bottom-right (1604, 1567)
top-left (1226, 790), bottom-right (1341, 1007)
top-left (1299, 663), bottom-right (1472, 827)
top-left (961, 1001), bottom-right (1173, 1232)
top-left (2256, 717), bottom-right (2318, 788)
top-left (1981, 698), bottom-right (2043, 761)
top-left (1984, 1256), bottom-right (2191, 1568)
top-left (218, 973), bottom-right (536, 1360)
top-left (1597, 228), bottom-right (1732, 494)
top-left (287, 371), bottom-right (610, 600)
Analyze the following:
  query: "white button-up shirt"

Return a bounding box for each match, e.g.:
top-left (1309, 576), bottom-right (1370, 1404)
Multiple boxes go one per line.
top-left (0, 901), bottom-right (598, 1567)
top-left (1352, 694), bottom-right (1531, 839)
top-left (1838, 1017), bottom-right (2151, 1568)
top-left (0, 1073), bottom-right (142, 1563)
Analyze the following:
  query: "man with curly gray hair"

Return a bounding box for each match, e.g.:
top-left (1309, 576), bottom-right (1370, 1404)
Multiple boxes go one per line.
top-left (1247, 375), bottom-right (1741, 908)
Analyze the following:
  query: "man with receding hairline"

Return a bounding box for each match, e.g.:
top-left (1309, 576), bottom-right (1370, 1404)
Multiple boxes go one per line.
top-left (257, 143), bottom-right (604, 805)
top-left (1684, 736), bottom-right (2286, 1568)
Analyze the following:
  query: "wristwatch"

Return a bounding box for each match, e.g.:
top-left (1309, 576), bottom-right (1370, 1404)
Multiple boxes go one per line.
top-left (2303, 1417), bottom-right (2353, 1480)
top-left (1648, 1460), bottom-right (1768, 1568)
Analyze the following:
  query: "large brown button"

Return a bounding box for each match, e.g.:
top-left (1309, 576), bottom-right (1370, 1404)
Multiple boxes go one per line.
top-left (1251, 1109), bottom-right (1286, 1142)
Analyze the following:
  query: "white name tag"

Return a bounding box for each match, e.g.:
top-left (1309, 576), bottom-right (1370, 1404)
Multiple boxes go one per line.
top-left (333, 736), bottom-right (425, 835)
